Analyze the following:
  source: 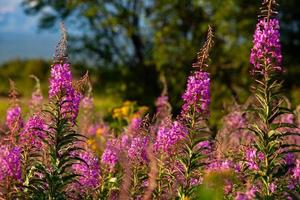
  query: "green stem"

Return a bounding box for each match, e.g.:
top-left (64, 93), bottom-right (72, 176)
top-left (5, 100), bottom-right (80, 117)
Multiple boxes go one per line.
top-left (260, 58), bottom-right (273, 197)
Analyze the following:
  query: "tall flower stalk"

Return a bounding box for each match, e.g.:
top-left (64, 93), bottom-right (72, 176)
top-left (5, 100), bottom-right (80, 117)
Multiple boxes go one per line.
top-left (247, 0), bottom-right (300, 198)
top-left (176, 26), bottom-right (214, 199)
top-left (6, 80), bottom-right (23, 143)
top-left (23, 23), bottom-right (87, 199)
top-left (29, 75), bottom-right (43, 113)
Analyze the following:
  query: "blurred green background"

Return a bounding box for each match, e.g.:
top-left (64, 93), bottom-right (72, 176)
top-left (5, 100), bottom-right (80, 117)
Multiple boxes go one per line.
top-left (0, 0), bottom-right (300, 130)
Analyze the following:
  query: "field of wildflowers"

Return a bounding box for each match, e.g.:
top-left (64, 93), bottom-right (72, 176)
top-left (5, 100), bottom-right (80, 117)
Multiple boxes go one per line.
top-left (0, 0), bottom-right (299, 199)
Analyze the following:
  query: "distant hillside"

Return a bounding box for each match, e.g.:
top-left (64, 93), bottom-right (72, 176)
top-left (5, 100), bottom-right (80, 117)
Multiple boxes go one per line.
top-left (0, 59), bottom-right (49, 96)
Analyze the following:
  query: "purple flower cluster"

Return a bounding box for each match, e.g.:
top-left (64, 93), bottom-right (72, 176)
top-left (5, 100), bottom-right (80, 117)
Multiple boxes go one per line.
top-left (72, 151), bottom-right (101, 191)
top-left (154, 120), bottom-right (188, 153)
top-left (250, 18), bottom-right (282, 73)
top-left (155, 95), bottom-right (168, 110)
top-left (127, 117), bottom-right (142, 134)
top-left (197, 140), bottom-right (213, 155)
top-left (6, 106), bottom-right (23, 132)
top-left (127, 136), bottom-right (148, 161)
top-left (189, 177), bottom-right (203, 186)
top-left (30, 91), bottom-right (43, 111)
top-left (284, 153), bottom-right (296, 166)
top-left (155, 95), bottom-right (170, 119)
top-left (63, 89), bottom-right (82, 120)
top-left (269, 182), bottom-right (277, 194)
top-left (293, 160), bottom-right (300, 182)
top-left (0, 146), bottom-right (22, 182)
top-left (216, 110), bottom-right (254, 152)
top-left (81, 96), bottom-right (94, 110)
top-left (49, 63), bottom-right (73, 98)
top-left (224, 111), bottom-right (246, 131)
top-left (19, 114), bottom-right (46, 149)
top-left (182, 71), bottom-right (210, 116)
top-left (235, 187), bottom-right (257, 200)
top-left (49, 63), bottom-right (82, 120)
top-left (207, 159), bottom-right (236, 172)
top-left (244, 148), bottom-right (265, 171)
top-left (101, 139), bottom-right (119, 168)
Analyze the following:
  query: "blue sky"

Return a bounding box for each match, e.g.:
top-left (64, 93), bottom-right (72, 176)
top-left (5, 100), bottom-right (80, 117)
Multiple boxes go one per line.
top-left (0, 0), bottom-right (59, 63)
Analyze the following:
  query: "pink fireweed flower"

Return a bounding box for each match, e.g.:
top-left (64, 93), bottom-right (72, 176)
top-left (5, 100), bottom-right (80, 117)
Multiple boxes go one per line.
top-left (224, 111), bottom-right (246, 131)
top-left (6, 106), bottom-right (23, 132)
top-left (101, 149), bottom-right (118, 168)
top-left (49, 63), bottom-right (82, 120)
top-left (49, 63), bottom-right (72, 98)
top-left (63, 89), bottom-right (82, 120)
top-left (72, 151), bottom-right (101, 192)
top-left (216, 110), bottom-right (254, 152)
top-left (181, 71), bottom-right (210, 116)
top-left (120, 134), bottom-right (131, 150)
top-left (250, 18), bottom-right (282, 73)
top-left (19, 114), bottom-right (46, 149)
top-left (206, 159), bottom-right (234, 172)
top-left (155, 95), bottom-right (170, 119)
top-left (0, 146), bottom-right (22, 182)
top-left (101, 139), bottom-right (119, 168)
top-left (197, 140), bottom-right (213, 155)
top-left (235, 187), bottom-right (257, 200)
top-left (269, 182), bottom-right (277, 194)
top-left (81, 96), bottom-right (94, 110)
top-left (29, 75), bottom-right (43, 112)
top-left (127, 136), bottom-right (148, 161)
top-left (127, 117), bottom-right (142, 134)
top-left (154, 120), bottom-right (188, 153)
top-left (244, 148), bottom-right (265, 171)
top-left (292, 160), bottom-right (300, 182)
top-left (155, 95), bottom-right (169, 111)
top-left (190, 177), bottom-right (203, 186)
top-left (284, 153), bottom-right (296, 166)
top-left (29, 92), bottom-right (43, 111)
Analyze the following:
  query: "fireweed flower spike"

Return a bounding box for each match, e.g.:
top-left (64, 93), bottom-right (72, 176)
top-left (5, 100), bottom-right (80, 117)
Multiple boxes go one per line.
top-left (19, 114), bottom-right (46, 149)
top-left (155, 73), bottom-right (172, 121)
top-left (154, 120), bottom-right (188, 154)
top-left (181, 72), bottom-right (210, 116)
top-left (176, 26), bottom-right (214, 199)
top-left (250, 18), bottom-right (282, 74)
top-left (71, 151), bottom-right (101, 195)
top-left (244, 0), bottom-right (300, 198)
top-left (250, 0), bottom-right (281, 75)
top-left (6, 106), bottom-right (23, 133)
top-left (127, 136), bottom-right (148, 161)
top-left (181, 26), bottom-right (213, 117)
top-left (0, 146), bottom-right (22, 182)
top-left (80, 80), bottom-right (96, 136)
top-left (49, 23), bottom-right (82, 121)
top-left (101, 139), bottom-right (119, 168)
top-left (29, 75), bottom-right (44, 113)
top-left (20, 23), bottom-right (89, 199)
top-left (81, 80), bottom-right (94, 112)
top-left (6, 80), bottom-right (23, 136)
